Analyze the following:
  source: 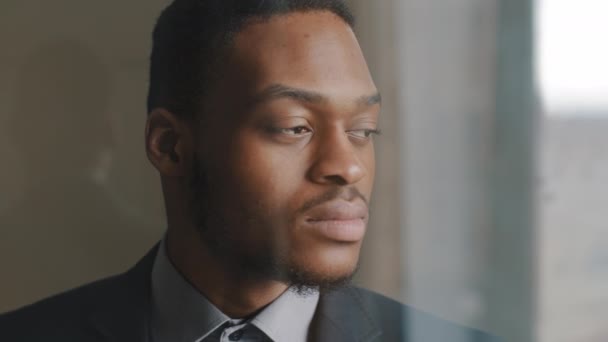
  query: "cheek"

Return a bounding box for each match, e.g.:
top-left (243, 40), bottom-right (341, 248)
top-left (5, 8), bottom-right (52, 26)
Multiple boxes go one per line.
top-left (227, 135), bottom-right (306, 218)
top-left (223, 140), bottom-right (309, 253)
top-left (368, 147), bottom-right (376, 190)
top-left (356, 144), bottom-right (376, 197)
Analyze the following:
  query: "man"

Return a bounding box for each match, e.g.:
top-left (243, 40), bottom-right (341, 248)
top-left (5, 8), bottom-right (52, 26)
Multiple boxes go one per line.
top-left (0, 0), bottom-right (500, 341)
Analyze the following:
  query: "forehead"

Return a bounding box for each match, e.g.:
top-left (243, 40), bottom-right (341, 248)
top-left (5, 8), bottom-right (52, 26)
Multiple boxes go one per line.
top-left (225, 11), bottom-right (376, 100)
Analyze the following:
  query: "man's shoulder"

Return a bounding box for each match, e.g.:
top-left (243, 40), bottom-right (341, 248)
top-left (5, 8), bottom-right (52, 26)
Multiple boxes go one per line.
top-left (1, 245), bottom-right (156, 341)
top-left (327, 286), bottom-right (502, 342)
top-left (0, 273), bottom-right (127, 340)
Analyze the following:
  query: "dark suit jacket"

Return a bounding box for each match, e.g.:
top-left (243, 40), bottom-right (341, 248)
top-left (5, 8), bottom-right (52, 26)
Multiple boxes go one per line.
top-left (0, 246), bottom-right (500, 342)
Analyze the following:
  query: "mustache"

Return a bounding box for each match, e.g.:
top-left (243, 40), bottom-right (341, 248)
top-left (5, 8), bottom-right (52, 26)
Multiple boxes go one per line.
top-left (297, 187), bottom-right (369, 214)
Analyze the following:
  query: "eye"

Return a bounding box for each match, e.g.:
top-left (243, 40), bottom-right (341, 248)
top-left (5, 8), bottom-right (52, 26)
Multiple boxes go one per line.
top-left (277, 126), bottom-right (313, 136)
top-left (347, 128), bottom-right (382, 140)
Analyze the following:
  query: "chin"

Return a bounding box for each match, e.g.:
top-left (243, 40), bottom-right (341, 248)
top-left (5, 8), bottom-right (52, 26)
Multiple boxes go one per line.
top-left (283, 242), bottom-right (361, 290)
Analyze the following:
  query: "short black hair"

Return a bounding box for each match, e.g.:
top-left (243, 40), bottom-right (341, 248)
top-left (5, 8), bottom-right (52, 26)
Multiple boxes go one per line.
top-left (147, 0), bottom-right (355, 118)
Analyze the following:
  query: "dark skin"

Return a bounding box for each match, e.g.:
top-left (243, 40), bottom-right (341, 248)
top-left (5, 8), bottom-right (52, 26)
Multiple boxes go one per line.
top-left (145, 11), bottom-right (380, 318)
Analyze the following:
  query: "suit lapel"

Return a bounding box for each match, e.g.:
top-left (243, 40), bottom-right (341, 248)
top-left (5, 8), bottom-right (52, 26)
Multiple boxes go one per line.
top-left (309, 286), bottom-right (382, 342)
top-left (88, 244), bottom-right (159, 342)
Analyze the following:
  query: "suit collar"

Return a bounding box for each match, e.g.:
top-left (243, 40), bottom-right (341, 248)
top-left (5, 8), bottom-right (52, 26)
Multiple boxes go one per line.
top-left (310, 286), bottom-right (382, 342)
top-left (88, 244), bottom-right (159, 342)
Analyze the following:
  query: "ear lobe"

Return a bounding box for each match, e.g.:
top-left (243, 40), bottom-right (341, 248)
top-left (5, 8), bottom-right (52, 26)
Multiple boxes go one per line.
top-left (145, 108), bottom-right (191, 177)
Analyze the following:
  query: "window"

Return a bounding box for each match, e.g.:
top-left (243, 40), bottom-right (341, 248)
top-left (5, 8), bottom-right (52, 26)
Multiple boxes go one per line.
top-left (536, 1), bottom-right (608, 341)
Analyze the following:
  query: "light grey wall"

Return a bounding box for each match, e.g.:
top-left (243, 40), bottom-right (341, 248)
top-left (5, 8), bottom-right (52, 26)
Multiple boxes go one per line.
top-left (399, 0), bottom-right (498, 329)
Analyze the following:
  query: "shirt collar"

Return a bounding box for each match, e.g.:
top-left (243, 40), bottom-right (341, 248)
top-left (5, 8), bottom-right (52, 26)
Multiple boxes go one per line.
top-left (251, 287), bottom-right (319, 342)
top-left (151, 238), bottom-right (229, 342)
top-left (150, 238), bottom-right (319, 342)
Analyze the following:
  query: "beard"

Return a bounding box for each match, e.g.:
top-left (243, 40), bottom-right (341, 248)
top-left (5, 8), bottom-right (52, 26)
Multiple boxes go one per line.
top-left (187, 157), bottom-right (358, 293)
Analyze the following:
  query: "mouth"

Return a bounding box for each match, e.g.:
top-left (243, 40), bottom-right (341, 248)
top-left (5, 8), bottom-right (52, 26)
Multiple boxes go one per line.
top-left (304, 201), bottom-right (368, 242)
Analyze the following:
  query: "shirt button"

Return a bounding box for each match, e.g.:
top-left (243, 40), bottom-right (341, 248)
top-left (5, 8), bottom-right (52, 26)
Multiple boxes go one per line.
top-left (228, 329), bottom-right (244, 341)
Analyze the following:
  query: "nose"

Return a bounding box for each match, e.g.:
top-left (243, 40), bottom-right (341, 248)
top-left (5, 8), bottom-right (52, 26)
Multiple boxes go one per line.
top-left (308, 129), bottom-right (367, 186)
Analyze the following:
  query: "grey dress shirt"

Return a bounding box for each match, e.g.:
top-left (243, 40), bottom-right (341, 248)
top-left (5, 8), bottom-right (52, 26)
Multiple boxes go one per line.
top-left (150, 239), bottom-right (319, 342)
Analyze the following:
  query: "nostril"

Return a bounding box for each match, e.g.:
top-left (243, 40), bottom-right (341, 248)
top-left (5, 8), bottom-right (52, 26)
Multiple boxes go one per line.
top-left (324, 175), bottom-right (348, 186)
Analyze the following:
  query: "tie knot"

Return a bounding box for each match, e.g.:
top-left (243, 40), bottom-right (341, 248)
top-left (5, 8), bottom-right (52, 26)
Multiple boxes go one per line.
top-left (201, 319), bottom-right (272, 341)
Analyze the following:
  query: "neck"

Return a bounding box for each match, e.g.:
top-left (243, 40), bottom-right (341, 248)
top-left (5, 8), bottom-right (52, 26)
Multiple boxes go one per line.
top-left (165, 226), bottom-right (288, 318)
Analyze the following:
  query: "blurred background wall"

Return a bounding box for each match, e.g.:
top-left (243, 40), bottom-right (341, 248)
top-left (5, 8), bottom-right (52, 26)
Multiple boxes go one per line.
top-left (0, 0), bottom-right (169, 312)
top-left (1, 1), bottom-right (607, 342)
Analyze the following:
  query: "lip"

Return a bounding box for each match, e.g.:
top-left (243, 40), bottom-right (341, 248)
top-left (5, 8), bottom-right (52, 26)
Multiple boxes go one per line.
top-left (304, 201), bottom-right (368, 242)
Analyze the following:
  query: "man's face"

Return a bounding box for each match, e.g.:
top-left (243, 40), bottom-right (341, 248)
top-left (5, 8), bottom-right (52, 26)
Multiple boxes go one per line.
top-left (191, 11), bottom-right (380, 289)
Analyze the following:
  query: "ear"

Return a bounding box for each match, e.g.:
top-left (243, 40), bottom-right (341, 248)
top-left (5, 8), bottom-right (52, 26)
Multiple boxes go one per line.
top-left (145, 108), bottom-right (192, 177)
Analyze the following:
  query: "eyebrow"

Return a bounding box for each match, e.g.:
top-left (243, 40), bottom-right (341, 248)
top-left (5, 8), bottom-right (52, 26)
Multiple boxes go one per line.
top-left (251, 83), bottom-right (382, 108)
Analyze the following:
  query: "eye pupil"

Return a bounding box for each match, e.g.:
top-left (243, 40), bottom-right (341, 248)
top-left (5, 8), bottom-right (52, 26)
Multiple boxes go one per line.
top-left (346, 129), bottom-right (380, 140)
top-left (278, 126), bottom-right (310, 136)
